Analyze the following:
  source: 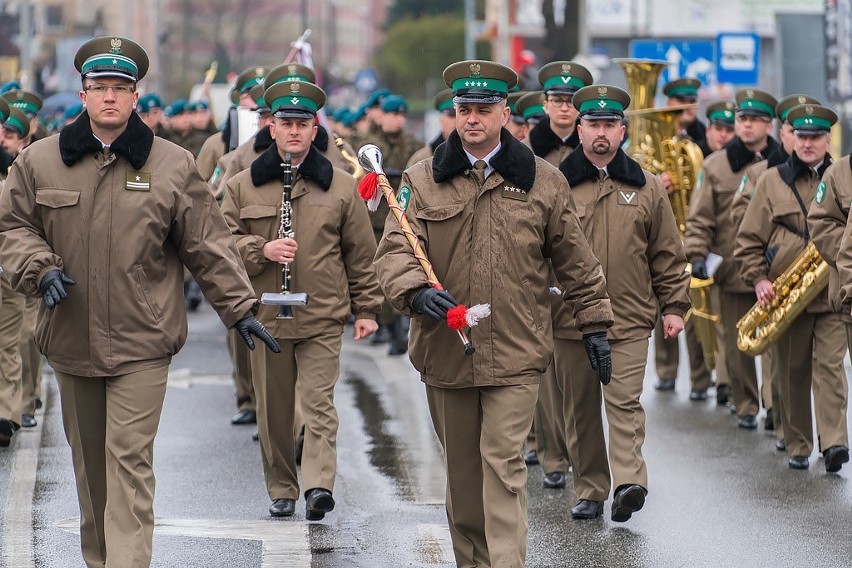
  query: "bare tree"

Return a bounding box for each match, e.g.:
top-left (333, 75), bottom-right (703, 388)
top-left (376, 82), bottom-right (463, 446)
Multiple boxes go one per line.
top-left (541, 0), bottom-right (580, 61)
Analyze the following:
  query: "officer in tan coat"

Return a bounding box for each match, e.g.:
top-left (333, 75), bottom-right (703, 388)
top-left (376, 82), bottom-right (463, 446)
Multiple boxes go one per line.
top-left (374, 60), bottom-right (614, 568)
top-left (557, 85), bottom-right (690, 521)
top-left (524, 61), bottom-right (593, 167)
top-left (736, 104), bottom-right (848, 472)
top-left (684, 88), bottom-right (780, 423)
top-left (221, 80), bottom-right (383, 520)
top-left (0, 37), bottom-right (280, 568)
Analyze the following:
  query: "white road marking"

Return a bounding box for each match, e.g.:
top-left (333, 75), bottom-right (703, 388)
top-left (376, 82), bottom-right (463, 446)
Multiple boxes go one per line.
top-left (167, 368), bottom-right (232, 389)
top-left (56, 517), bottom-right (312, 567)
top-left (2, 385), bottom-right (48, 568)
top-left (416, 523), bottom-right (455, 564)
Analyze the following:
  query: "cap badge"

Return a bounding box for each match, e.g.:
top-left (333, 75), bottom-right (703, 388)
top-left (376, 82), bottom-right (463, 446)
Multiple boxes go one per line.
top-left (15, 92), bottom-right (23, 100)
top-left (255, 68), bottom-right (264, 77)
top-left (805, 105), bottom-right (814, 115)
top-left (290, 82), bottom-right (300, 93)
top-left (109, 38), bottom-right (122, 55)
top-left (726, 102), bottom-right (734, 109)
top-left (745, 89), bottom-right (754, 98)
top-left (470, 63), bottom-right (481, 78)
top-left (597, 86), bottom-right (608, 97)
top-left (288, 64), bottom-right (297, 75)
top-left (561, 63), bottom-right (571, 75)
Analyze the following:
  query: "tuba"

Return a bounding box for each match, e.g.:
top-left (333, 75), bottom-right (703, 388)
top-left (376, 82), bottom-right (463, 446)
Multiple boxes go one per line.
top-left (736, 242), bottom-right (829, 356)
top-left (616, 59), bottom-right (716, 370)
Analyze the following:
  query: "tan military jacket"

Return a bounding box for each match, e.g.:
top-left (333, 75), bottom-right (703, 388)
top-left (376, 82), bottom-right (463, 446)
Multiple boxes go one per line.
top-left (221, 144), bottom-right (382, 339)
top-left (196, 131), bottom-right (225, 182)
top-left (730, 148), bottom-right (789, 232)
top-left (684, 136), bottom-right (779, 293)
top-left (406, 134), bottom-right (445, 169)
top-left (524, 118), bottom-right (578, 167)
top-left (735, 152), bottom-right (833, 313)
top-left (814, 156), bottom-right (852, 313)
top-left (556, 148), bottom-right (690, 340)
top-left (0, 112), bottom-right (257, 377)
top-left (374, 130), bottom-right (613, 389)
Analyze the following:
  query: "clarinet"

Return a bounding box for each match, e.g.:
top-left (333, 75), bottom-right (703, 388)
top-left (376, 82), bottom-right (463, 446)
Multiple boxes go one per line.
top-left (276, 153), bottom-right (295, 319)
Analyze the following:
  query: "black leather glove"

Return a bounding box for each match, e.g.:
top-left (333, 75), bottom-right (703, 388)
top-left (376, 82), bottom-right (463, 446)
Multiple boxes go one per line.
top-left (691, 258), bottom-right (708, 280)
top-left (583, 332), bottom-right (612, 386)
top-left (234, 316), bottom-right (281, 353)
top-left (764, 245), bottom-right (779, 268)
top-left (39, 270), bottom-right (76, 309)
top-left (412, 287), bottom-right (458, 321)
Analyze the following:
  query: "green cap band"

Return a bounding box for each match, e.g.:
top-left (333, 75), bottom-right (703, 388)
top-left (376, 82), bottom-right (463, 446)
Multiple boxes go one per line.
top-left (271, 96), bottom-right (319, 113)
top-left (437, 99), bottom-right (454, 112)
top-left (708, 109), bottom-right (735, 123)
top-left (543, 75), bottom-right (585, 90)
top-left (791, 115), bottom-right (832, 130)
top-left (451, 78), bottom-right (509, 94)
top-left (522, 104), bottom-right (545, 119)
top-left (738, 99), bottom-right (775, 118)
top-left (239, 77), bottom-right (264, 93)
top-left (3, 115), bottom-right (26, 136)
top-left (579, 99), bottom-right (625, 114)
top-left (667, 85), bottom-right (698, 97)
top-left (268, 75), bottom-right (311, 87)
top-left (780, 107), bottom-right (796, 122)
top-left (81, 54), bottom-right (139, 77)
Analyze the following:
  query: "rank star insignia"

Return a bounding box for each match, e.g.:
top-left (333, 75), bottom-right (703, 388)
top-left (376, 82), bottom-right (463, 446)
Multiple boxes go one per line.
top-left (135, 175), bottom-right (141, 181)
top-left (112, 59), bottom-right (118, 65)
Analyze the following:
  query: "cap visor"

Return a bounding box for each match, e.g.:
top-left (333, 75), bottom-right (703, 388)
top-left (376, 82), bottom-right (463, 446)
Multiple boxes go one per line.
top-left (83, 70), bottom-right (137, 81)
top-left (509, 114), bottom-right (525, 124)
top-left (708, 119), bottom-right (734, 128)
top-left (544, 87), bottom-right (578, 96)
top-left (736, 109), bottom-right (771, 119)
top-left (793, 127), bottom-right (830, 136)
top-left (273, 108), bottom-right (316, 119)
top-left (580, 111), bottom-right (624, 121)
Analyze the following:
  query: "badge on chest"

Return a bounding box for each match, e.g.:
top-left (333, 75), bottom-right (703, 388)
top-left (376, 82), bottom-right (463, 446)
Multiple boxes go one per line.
top-left (125, 170), bottom-right (152, 191)
top-left (617, 190), bottom-right (637, 206)
top-left (501, 185), bottom-right (528, 202)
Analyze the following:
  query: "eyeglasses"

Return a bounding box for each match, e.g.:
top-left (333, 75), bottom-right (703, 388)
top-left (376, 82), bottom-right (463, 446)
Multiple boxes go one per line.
top-left (547, 98), bottom-right (573, 108)
top-left (84, 84), bottom-right (136, 96)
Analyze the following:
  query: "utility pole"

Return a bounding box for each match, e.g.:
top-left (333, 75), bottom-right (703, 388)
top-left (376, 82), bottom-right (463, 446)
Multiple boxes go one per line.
top-left (19, 0), bottom-right (31, 88)
top-left (464, 0), bottom-right (475, 60)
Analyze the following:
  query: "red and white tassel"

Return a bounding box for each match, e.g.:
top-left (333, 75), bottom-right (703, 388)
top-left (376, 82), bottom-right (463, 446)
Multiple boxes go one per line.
top-left (357, 172), bottom-right (383, 212)
top-left (446, 303), bottom-right (491, 331)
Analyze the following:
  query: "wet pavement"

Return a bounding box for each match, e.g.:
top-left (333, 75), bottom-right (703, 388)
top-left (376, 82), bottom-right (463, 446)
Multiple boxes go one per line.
top-left (2, 301), bottom-right (852, 567)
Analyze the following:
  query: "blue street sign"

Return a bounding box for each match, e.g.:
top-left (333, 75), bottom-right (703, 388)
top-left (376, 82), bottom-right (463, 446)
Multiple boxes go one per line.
top-left (354, 68), bottom-right (379, 94)
top-left (629, 40), bottom-right (716, 87)
top-left (716, 33), bottom-right (760, 85)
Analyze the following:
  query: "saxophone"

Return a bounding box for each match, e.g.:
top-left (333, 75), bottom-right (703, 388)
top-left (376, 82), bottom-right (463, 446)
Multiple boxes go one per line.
top-left (617, 59), bottom-right (716, 370)
top-left (334, 134), bottom-right (364, 179)
top-left (736, 242), bottom-right (829, 356)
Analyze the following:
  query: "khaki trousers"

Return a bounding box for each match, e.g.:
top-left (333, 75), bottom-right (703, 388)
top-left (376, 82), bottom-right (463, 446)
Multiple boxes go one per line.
top-left (55, 365), bottom-right (168, 568)
top-left (653, 317), bottom-right (713, 390)
top-left (561, 338), bottom-right (649, 501)
top-left (719, 291), bottom-right (760, 416)
top-left (765, 344), bottom-right (784, 441)
top-left (226, 328), bottom-right (254, 412)
top-left (427, 383), bottom-right (538, 568)
top-left (0, 277), bottom-right (24, 424)
top-left (776, 313), bottom-right (848, 457)
top-left (710, 286), bottom-right (729, 387)
top-left (535, 362), bottom-right (569, 474)
top-left (251, 331), bottom-right (342, 499)
top-left (19, 297), bottom-right (41, 415)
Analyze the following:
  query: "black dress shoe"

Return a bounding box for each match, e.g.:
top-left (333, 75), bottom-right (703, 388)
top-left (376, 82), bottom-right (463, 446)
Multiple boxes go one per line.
top-left (543, 471), bottom-right (566, 489)
top-left (21, 414), bottom-right (37, 428)
top-left (775, 439), bottom-right (786, 452)
top-left (252, 430), bottom-right (259, 442)
top-left (231, 409), bottom-right (257, 425)
top-left (571, 499), bottom-right (604, 519)
top-left (788, 456), bottom-right (809, 470)
top-left (764, 408), bottom-right (774, 431)
top-left (305, 488), bottom-right (335, 521)
top-left (34, 397), bottom-right (42, 410)
top-left (654, 379), bottom-right (676, 391)
top-left (737, 415), bottom-right (757, 429)
top-left (611, 484), bottom-right (645, 522)
top-left (0, 418), bottom-right (15, 448)
top-left (269, 498), bottom-right (295, 517)
top-left (716, 384), bottom-right (730, 405)
top-left (295, 428), bottom-right (305, 466)
top-left (523, 448), bottom-right (539, 466)
top-left (824, 445), bottom-right (850, 473)
top-left (689, 388), bottom-right (708, 401)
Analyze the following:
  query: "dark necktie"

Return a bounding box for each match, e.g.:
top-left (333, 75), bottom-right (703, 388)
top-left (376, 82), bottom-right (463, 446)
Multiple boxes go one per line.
top-left (472, 159), bottom-right (487, 186)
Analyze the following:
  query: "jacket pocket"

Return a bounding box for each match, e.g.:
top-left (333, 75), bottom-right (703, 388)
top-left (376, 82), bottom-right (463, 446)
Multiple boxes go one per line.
top-left (239, 205), bottom-right (278, 236)
top-left (521, 278), bottom-right (543, 331)
top-left (414, 202), bottom-right (466, 222)
top-left (134, 265), bottom-right (164, 324)
top-left (35, 188), bottom-right (80, 208)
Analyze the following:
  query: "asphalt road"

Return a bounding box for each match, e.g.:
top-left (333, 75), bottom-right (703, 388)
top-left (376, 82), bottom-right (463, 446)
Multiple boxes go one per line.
top-left (2, 301), bottom-right (852, 567)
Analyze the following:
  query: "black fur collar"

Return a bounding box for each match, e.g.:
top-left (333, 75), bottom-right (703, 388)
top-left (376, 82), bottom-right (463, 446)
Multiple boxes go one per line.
top-left (725, 135), bottom-right (780, 172)
top-left (432, 129), bottom-right (536, 191)
top-left (253, 126), bottom-right (274, 153)
top-left (314, 125), bottom-right (330, 152)
top-left (528, 117), bottom-right (578, 158)
top-left (559, 147), bottom-right (647, 188)
top-left (59, 110), bottom-right (153, 170)
top-left (429, 133), bottom-right (445, 154)
top-left (777, 151), bottom-right (833, 185)
top-left (250, 142), bottom-right (333, 190)
top-left (767, 145), bottom-right (789, 169)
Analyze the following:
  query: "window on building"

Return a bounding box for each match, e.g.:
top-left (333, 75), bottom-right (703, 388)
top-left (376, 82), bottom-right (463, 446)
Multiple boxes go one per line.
top-left (45, 5), bottom-right (63, 30)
